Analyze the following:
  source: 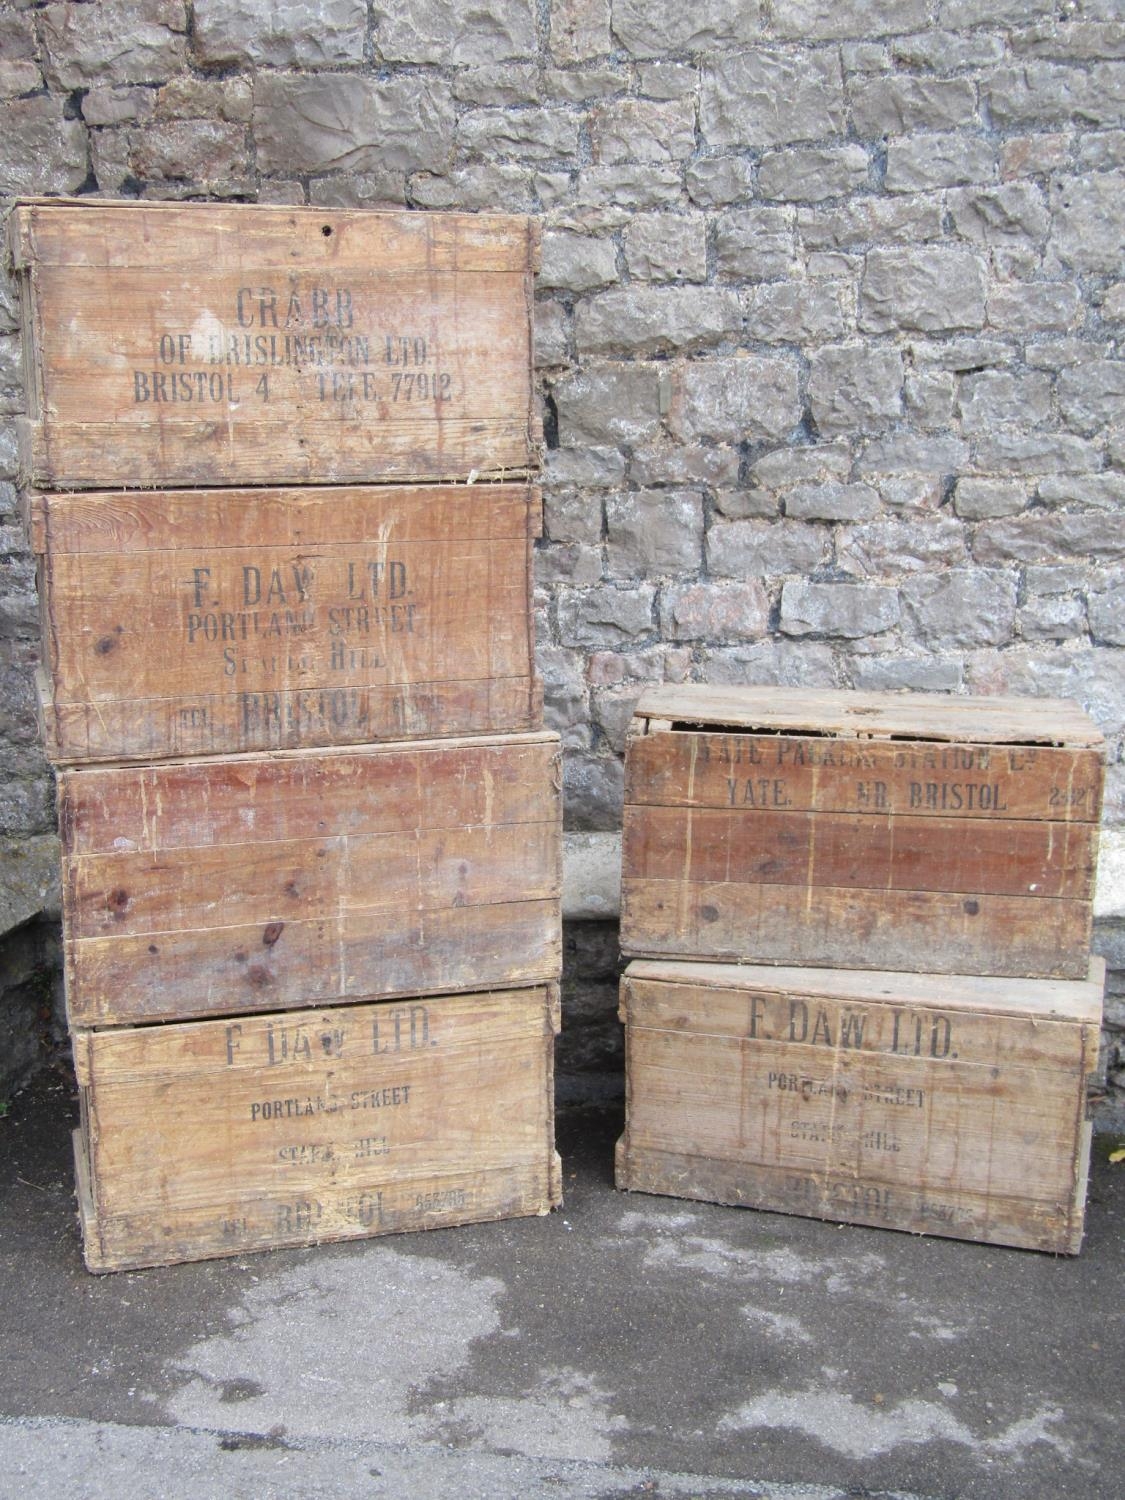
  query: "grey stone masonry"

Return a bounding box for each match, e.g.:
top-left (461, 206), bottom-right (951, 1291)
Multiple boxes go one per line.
top-left (1, 0), bottom-right (1124, 1112)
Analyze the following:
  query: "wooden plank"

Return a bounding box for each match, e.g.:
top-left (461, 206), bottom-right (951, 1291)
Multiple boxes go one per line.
top-left (33, 482), bottom-right (541, 763)
top-left (11, 201), bottom-right (539, 489)
top-left (625, 729), bottom-right (1104, 823)
top-left (621, 877), bottom-right (1093, 979)
top-left (74, 984), bottom-right (561, 1272)
top-left (624, 804), bottom-right (1096, 899)
top-left (631, 685), bottom-right (1106, 748)
top-left (617, 962), bottom-right (1102, 1253)
top-left (59, 735), bottom-right (562, 1027)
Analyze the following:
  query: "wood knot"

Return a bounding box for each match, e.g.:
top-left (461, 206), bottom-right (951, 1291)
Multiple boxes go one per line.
top-left (263, 921), bottom-right (285, 947)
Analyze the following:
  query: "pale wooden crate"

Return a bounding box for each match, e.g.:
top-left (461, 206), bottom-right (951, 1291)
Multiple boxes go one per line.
top-left (59, 733), bottom-right (561, 1028)
top-left (621, 686), bottom-right (1104, 980)
top-left (617, 958), bottom-right (1104, 1254)
top-left (74, 984), bottom-right (561, 1272)
top-left (10, 199), bottom-right (540, 490)
top-left (26, 481), bottom-right (541, 764)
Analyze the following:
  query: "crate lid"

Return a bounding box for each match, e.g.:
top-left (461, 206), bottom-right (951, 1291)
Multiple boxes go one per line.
top-left (632, 686), bottom-right (1104, 749)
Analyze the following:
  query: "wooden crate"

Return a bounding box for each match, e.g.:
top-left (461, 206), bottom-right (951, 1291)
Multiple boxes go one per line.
top-left (617, 958), bottom-right (1104, 1254)
top-left (622, 686), bottom-right (1104, 980)
top-left (27, 481), bottom-right (541, 764)
top-left (74, 984), bottom-right (561, 1272)
top-left (59, 733), bottom-right (561, 1028)
top-left (10, 199), bottom-right (540, 490)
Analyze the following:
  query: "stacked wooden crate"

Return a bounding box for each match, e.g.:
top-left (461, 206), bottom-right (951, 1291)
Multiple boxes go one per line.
top-left (12, 199), bottom-right (561, 1270)
top-left (616, 686), bottom-right (1105, 1254)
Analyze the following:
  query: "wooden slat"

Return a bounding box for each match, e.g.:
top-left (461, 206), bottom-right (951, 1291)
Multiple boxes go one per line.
top-left (60, 735), bottom-right (562, 1027)
top-left (74, 984), bottom-right (561, 1272)
top-left (11, 202), bottom-right (539, 488)
top-left (33, 482), bottom-right (541, 762)
top-left (617, 962), bottom-right (1102, 1254)
top-left (620, 877), bottom-right (1093, 979)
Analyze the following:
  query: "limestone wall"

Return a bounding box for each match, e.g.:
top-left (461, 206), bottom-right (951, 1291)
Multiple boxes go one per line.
top-left (1, 0), bottom-right (1122, 1112)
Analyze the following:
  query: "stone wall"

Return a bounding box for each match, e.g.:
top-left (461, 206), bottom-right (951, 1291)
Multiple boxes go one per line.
top-left (1, 0), bottom-right (1123, 1115)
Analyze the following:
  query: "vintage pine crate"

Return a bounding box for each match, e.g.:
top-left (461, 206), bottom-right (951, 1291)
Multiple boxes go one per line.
top-left (26, 480), bottom-right (541, 764)
top-left (73, 984), bottom-right (561, 1272)
top-left (622, 686), bottom-right (1104, 980)
top-left (617, 957), bottom-right (1104, 1254)
top-left (10, 199), bottom-right (540, 490)
top-left (59, 733), bottom-right (561, 1028)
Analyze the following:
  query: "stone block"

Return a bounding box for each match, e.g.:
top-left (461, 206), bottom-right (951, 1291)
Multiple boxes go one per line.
top-left (851, 75), bottom-right (978, 136)
top-left (611, 0), bottom-right (762, 59)
top-left (973, 513), bottom-right (1125, 565)
top-left (750, 443), bottom-right (852, 489)
top-left (948, 183), bottom-right (1050, 244)
top-left (1090, 585), bottom-right (1125, 646)
top-left (591, 688), bottom-right (643, 754)
top-left (1076, 131), bottom-right (1125, 171)
top-left (557, 584), bottom-right (656, 648)
top-left (668, 356), bottom-right (800, 443)
top-left (591, 98), bottom-right (696, 163)
top-left (460, 107), bottom-right (580, 163)
top-left (892, 30), bottom-right (1005, 71)
top-left (544, 64), bottom-right (628, 104)
top-left (987, 282), bottom-right (1081, 334)
top-left (623, 215), bottom-right (708, 282)
top-left (554, 365), bottom-right (665, 446)
top-left (0, 97), bottom-right (87, 196)
top-left (537, 643), bottom-right (589, 731)
top-left (904, 371), bottom-right (957, 429)
top-left (410, 165), bottom-right (534, 211)
top-left (1, 61), bottom-right (42, 99)
top-left (193, 0), bottom-right (365, 67)
top-left (452, 66), bottom-right (541, 108)
top-left (572, 164), bottom-right (683, 211)
top-left (876, 477), bottom-right (944, 512)
top-left (772, 0), bottom-right (929, 39)
top-left (885, 135), bottom-right (997, 192)
top-left (0, 419), bottom-right (18, 480)
top-left (860, 247), bottom-right (986, 333)
top-left (0, 338), bottom-right (22, 419)
top-left (712, 488), bottom-right (780, 520)
top-left (546, 447), bottom-right (628, 489)
top-left (783, 483), bottom-right (879, 523)
top-left (637, 62), bottom-right (698, 99)
top-left (1011, 20), bottom-right (1125, 61)
top-left (1058, 361), bottom-right (1125, 435)
top-left (254, 74), bottom-right (453, 175)
top-left (1037, 474), bottom-right (1125, 510)
top-left (699, 639), bottom-right (838, 687)
top-left (155, 77), bottom-right (253, 124)
top-left (534, 298), bottom-right (569, 368)
top-left (838, 517), bottom-right (967, 578)
top-left (744, 283), bottom-right (851, 343)
top-left (552, 0), bottom-right (613, 62)
top-left (658, 580), bottom-right (769, 642)
top-left (851, 655), bottom-right (964, 692)
top-left (972, 432), bottom-right (1102, 474)
top-left (1018, 595), bottom-right (1087, 642)
top-left (758, 145), bottom-right (870, 202)
top-left (854, 433), bottom-right (970, 476)
top-left (129, 120), bottom-right (251, 193)
top-left (42, 0), bottom-right (187, 88)
top-left (901, 570), bottom-right (1018, 648)
top-left (808, 344), bottom-right (903, 436)
top-left (706, 519), bottom-right (830, 579)
top-left (714, 208), bottom-right (797, 281)
top-left (540, 231), bottom-right (619, 293)
top-left (536, 541), bottom-right (603, 588)
top-left (562, 751), bottom-right (625, 832)
top-left (685, 156), bottom-right (755, 207)
top-left (545, 488), bottom-right (604, 545)
top-left (780, 580), bottom-right (900, 639)
top-left (575, 288), bottom-right (742, 357)
top-left (1001, 132), bottom-right (1071, 178)
top-left (587, 645), bottom-right (690, 687)
top-left (312, 172), bottom-right (407, 208)
top-left (630, 445), bottom-right (742, 488)
top-left (374, 0), bottom-right (535, 63)
top-left (605, 489), bottom-right (704, 577)
top-left (701, 48), bottom-right (846, 149)
top-left (986, 61), bottom-right (1125, 129)
top-left (1048, 173), bottom-right (1125, 274)
top-left (797, 195), bottom-right (944, 249)
top-left (958, 370), bottom-right (1054, 434)
top-left (953, 478), bottom-right (1028, 519)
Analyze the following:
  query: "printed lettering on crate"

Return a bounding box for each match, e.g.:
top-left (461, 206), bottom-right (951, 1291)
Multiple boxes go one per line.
top-left (617, 958), bottom-right (1104, 1255)
top-left (10, 200), bottom-right (540, 489)
top-left (621, 686), bottom-right (1105, 980)
top-left (27, 482), bottom-right (541, 762)
top-left (59, 734), bottom-right (562, 1028)
top-left (74, 985), bottom-right (561, 1271)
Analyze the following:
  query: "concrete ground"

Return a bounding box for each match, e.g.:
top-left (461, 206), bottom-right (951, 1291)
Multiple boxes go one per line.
top-left (0, 1069), bottom-right (1122, 1500)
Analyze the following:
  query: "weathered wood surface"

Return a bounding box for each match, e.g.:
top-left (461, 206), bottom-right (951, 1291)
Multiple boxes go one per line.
top-left (617, 959), bottom-right (1103, 1254)
top-left (60, 734), bottom-right (562, 1027)
top-left (74, 984), bottom-right (561, 1272)
top-left (631, 684), bottom-right (1106, 748)
top-left (11, 200), bottom-right (540, 489)
top-left (30, 482), bottom-right (541, 762)
top-left (622, 690), bottom-right (1104, 979)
